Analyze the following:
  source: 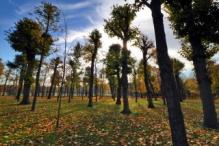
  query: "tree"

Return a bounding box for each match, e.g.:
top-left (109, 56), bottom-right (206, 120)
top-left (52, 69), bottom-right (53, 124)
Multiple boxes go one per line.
top-left (13, 54), bottom-right (27, 101)
top-left (6, 17), bottom-right (42, 104)
top-left (171, 58), bottom-right (185, 102)
top-left (129, 58), bottom-right (138, 102)
top-left (104, 4), bottom-right (139, 114)
top-left (164, 0), bottom-right (219, 129)
top-left (48, 57), bottom-right (61, 99)
top-left (68, 42), bottom-right (83, 102)
top-left (83, 67), bottom-right (91, 98)
top-left (135, 35), bottom-right (155, 108)
top-left (207, 60), bottom-right (219, 97)
top-left (83, 29), bottom-right (102, 107)
top-left (105, 44), bottom-right (123, 104)
top-left (0, 58), bottom-right (4, 78)
top-left (31, 1), bottom-right (60, 111)
top-left (2, 61), bottom-right (17, 96)
top-left (40, 64), bottom-right (49, 98)
top-left (132, 0), bottom-right (188, 144)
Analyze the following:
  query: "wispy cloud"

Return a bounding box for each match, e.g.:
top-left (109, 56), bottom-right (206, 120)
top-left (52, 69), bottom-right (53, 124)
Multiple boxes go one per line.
top-left (15, 2), bottom-right (38, 15)
top-left (58, 0), bottom-right (195, 72)
top-left (59, 1), bottom-right (92, 10)
top-left (8, 0), bottom-right (14, 5)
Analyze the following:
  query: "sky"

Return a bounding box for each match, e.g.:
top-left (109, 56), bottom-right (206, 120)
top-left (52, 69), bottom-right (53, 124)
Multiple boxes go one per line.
top-left (2, 0), bottom-right (217, 78)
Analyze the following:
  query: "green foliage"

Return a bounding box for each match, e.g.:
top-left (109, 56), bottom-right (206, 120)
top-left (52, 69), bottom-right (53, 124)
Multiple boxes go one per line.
top-left (171, 58), bottom-right (185, 76)
top-left (83, 66), bottom-right (91, 85)
top-left (50, 57), bottom-right (62, 67)
top-left (137, 59), bottom-right (153, 79)
top-left (179, 39), bottom-right (219, 61)
top-left (34, 1), bottom-right (60, 32)
top-left (32, 1), bottom-right (61, 57)
top-left (207, 60), bottom-right (219, 94)
top-left (70, 42), bottom-right (83, 69)
top-left (164, 0), bottom-right (219, 42)
top-left (104, 4), bottom-right (139, 41)
top-left (134, 34), bottom-right (154, 54)
top-left (105, 44), bottom-right (122, 76)
top-left (53, 70), bottom-right (62, 86)
top-left (13, 54), bottom-right (27, 69)
top-left (83, 29), bottom-right (102, 62)
top-left (165, 0), bottom-right (219, 59)
top-left (5, 18), bottom-right (42, 57)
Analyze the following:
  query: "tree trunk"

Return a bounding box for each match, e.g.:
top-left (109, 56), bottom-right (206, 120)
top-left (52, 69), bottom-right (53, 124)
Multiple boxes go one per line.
top-left (148, 74), bottom-right (157, 101)
top-left (16, 64), bottom-right (26, 101)
top-left (121, 40), bottom-right (131, 114)
top-left (20, 56), bottom-right (35, 105)
top-left (20, 84), bottom-right (31, 104)
top-left (53, 85), bottom-right (56, 97)
top-left (112, 76), bottom-right (115, 100)
top-left (116, 68), bottom-right (122, 105)
top-left (2, 68), bottom-right (11, 96)
top-left (175, 74), bottom-right (183, 102)
top-left (72, 82), bottom-right (75, 99)
top-left (2, 77), bottom-right (8, 96)
top-left (82, 85), bottom-right (84, 100)
top-left (41, 71), bottom-right (46, 98)
top-left (95, 60), bottom-right (98, 102)
top-left (88, 55), bottom-right (95, 107)
top-left (134, 70), bottom-right (138, 103)
top-left (189, 36), bottom-right (219, 129)
top-left (37, 85), bottom-right (40, 97)
top-left (48, 65), bottom-right (58, 99)
top-left (150, 0), bottom-right (188, 144)
top-left (143, 53), bottom-right (155, 108)
top-left (31, 51), bottom-right (44, 111)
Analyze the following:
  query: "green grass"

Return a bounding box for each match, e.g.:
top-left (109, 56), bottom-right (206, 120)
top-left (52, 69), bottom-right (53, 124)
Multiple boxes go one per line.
top-left (0, 96), bottom-right (218, 145)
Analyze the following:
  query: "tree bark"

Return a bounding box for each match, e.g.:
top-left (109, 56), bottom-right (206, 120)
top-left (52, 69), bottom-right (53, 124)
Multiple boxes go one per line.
top-left (2, 68), bottom-right (11, 96)
top-left (116, 68), bottom-right (122, 105)
top-left (133, 70), bottom-right (138, 103)
top-left (175, 74), bottom-right (183, 102)
top-left (150, 0), bottom-right (188, 144)
top-left (143, 53), bottom-right (155, 108)
top-left (148, 74), bottom-right (157, 101)
top-left (88, 55), bottom-right (95, 107)
top-left (31, 51), bottom-right (44, 111)
top-left (121, 40), bottom-right (131, 114)
top-left (20, 55), bottom-right (35, 105)
top-left (189, 36), bottom-right (219, 129)
top-left (48, 65), bottom-right (58, 99)
top-left (16, 64), bottom-right (26, 101)
top-left (41, 71), bottom-right (47, 98)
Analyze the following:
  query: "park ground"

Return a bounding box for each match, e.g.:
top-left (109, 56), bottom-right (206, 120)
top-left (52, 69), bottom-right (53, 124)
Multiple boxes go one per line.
top-left (0, 96), bottom-right (219, 145)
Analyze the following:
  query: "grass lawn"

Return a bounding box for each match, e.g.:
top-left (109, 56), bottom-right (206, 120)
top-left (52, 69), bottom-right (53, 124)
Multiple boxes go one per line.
top-left (0, 96), bottom-right (218, 145)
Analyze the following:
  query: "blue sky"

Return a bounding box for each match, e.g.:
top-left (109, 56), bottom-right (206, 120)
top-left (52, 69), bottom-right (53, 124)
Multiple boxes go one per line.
top-left (2, 0), bottom-right (213, 77)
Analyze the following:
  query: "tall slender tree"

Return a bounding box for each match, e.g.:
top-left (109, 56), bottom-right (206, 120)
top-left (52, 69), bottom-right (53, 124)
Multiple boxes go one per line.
top-left (48, 57), bottom-right (61, 99)
top-left (32, 1), bottom-right (60, 111)
top-left (171, 58), bottom-right (185, 102)
top-left (6, 18), bottom-right (42, 104)
top-left (105, 44), bottom-right (123, 104)
top-left (129, 58), bottom-right (138, 102)
top-left (133, 0), bottom-right (188, 144)
top-left (13, 54), bottom-right (27, 101)
top-left (104, 4), bottom-right (139, 114)
top-left (165, 0), bottom-right (219, 129)
top-left (83, 29), bottom-right (102, 107)
top-left (2, 61), bottom-right (17, 96)
top-left (135, 35), bottom-right (155, 108)
top-left (68, 42), bottom-right (83, 102)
